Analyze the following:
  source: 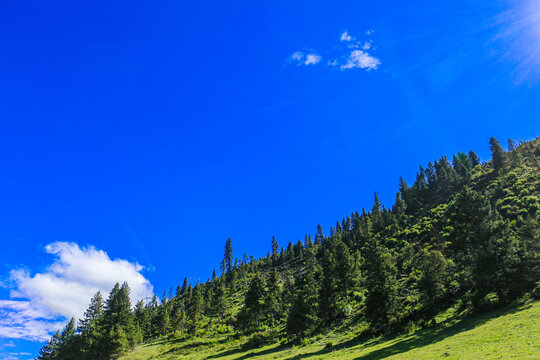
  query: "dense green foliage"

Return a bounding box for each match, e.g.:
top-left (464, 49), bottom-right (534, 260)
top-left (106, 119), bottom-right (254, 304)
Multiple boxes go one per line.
top-left (38, 137), bottom-right (540, 359)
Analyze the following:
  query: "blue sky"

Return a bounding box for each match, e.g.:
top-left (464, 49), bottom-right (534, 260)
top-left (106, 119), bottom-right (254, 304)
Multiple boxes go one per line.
top-left (1, 0), bottom-right (539, 357)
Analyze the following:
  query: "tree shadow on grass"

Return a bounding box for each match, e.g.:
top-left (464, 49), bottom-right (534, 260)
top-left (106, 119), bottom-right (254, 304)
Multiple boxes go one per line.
top-left (282, 303), bottom-right (530, 360)
top-left (206, 343), bottom-right (291, 359)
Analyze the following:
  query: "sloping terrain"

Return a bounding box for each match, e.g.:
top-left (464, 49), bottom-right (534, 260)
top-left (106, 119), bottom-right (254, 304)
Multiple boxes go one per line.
top-left (122, 300), bottom-right (540, 359)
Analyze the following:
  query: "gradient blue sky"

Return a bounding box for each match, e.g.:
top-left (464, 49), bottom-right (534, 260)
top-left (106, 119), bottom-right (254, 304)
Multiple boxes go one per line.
top-left (1, 0), bottom-right (539, 357)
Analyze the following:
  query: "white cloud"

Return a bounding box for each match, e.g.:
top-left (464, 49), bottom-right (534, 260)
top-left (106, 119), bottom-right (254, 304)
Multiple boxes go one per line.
top-left (288, 30), bottom-right (381, 71)
top-left (0, 242), bottom-right (153, 341)
top-left (289, 51), bottom-right (322, 66)
top-left (341, 50), bottom-right (381, 71)
top-left (290, 51), bottom-right (304, 62)
top-left (340, 31), bottom-right (353, 42)
top-left (305, 54), bottom-right (322, 65)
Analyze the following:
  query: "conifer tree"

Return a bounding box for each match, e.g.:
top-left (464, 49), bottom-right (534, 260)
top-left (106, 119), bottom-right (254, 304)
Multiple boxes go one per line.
top-left (78, 291), bottom-right (104, 359)
top-left (210, 279), bottom-right (226, 318)
top-left (286, 241), bottom-right (294, 261)
top-left (37, 330), bottom-right (61, 360)
top-left (293, 240), bottom-right (304, 259)
top-left (56, 318), bottom-right (78, 360)
top-left (304, 234), bottom-right (313, 248)
top-left (172, 305), bottom-right (186, 333)
top-left (134, 299), bottom-right (150, 340)
top-left (102, 282), bottom-right (136, 357)
top-left (238, 274), bottom-right (265, 330)
top-left (157, 303), bottom-right (170, 336)
top-left (315, 224), bottom-right (325, 245)
top-left (489, 137), bottom-right (506, 171)
top-left (221, 238), bottom-right (234, 286)
top-left (271, 236), bottom-right (279, 263)
top-left (469, 150), bottom-right (481, 166)
top-left (414, 249), bottom-right (450, 318)
top-left (221, 238), bottom-right (233, 274)
top-left (287, 268), bottom-right (317, 337)
top-left (363, 238), bottom-right (399, 331)
top-left (264, 268), bottom-right (281, 324)
top-left (188, 285), bottom-right (203, 334)
top-left (318, 241), bottom-right (338, 322)
top-left (181, 277), bottom-right (189, 295)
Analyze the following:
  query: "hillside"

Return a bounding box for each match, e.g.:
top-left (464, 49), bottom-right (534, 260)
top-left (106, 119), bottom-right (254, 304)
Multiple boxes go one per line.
top-left (37, 137), bottom-right (540, 360)
top-left (121, 299), bottom-right (540, 359)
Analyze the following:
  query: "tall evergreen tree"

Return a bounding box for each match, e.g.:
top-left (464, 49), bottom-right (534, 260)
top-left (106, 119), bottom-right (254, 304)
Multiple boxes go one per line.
top-left (489, 136), bottom-right (506, 171)
top-left (271, 236), bottom-right (279, 264)
top-left (102, 282), bottom-right (136, 357)
top-left (78, 291), bottom-right (104, 359)
top-left (468, 150), bottom-right (481, 166)
top-left (238, 274), bottom-right (265, 330)
top-left (363, 238), bottom-right (399, 332)
top-left (57, 318), bottom-right (78, 360)
top-left (37, 330), bottom-right (61, 360)
top-left (264, 268), bottom-right (281, 324)
top-left (314, 224), bottom-right (325, 245)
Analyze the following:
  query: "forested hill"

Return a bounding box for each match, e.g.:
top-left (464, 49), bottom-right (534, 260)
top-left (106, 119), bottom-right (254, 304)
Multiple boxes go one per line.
top-left (37, 137), bottom-right (540, 360)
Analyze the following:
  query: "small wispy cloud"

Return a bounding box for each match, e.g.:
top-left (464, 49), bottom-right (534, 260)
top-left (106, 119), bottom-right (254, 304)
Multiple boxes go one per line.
top-left (288, 51), bottom-right (322, 66)
top-left (341, 50), bottom-right (381, 71)
top-left (340, 31), bottom-right (353, 42)
top-left (287, 30), bottom-right (381, 72)
top-left (290, 51), bottom-right (303, 62)
top-left (0, 242), bottom-right (154, 342)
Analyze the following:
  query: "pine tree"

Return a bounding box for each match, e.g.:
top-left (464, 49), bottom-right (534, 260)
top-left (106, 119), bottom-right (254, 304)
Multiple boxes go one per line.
top-left (157, 303), bottom-right (170, 336)
top-left (102, 282), bottom-right (137, 357)
top-left (414, 249), bottom-right (450, 318)
top-left (293, 240), bottom-right (304, 259)
top-left (334, 240), bottom-right (355, 299)
top-left (315, 224), bottom-right (325, 245)
top-left (363, 238), bottom-right (399, 332)
top-left (489, 136), bottom-right (506, 171)
top-left (134, 299), bottom-right (151, 340)
top-left (318, 239), bottom-right (354, 322)
top-left (238, 274), bottom-right (265, 330)
top-left (108, 325), bottom-right (129, 359)
top-left (287, 268), bottom-right (317, 337)
top-left (188, 285), bottom-right (203, 334)
top-left (181, 277), bottom-right (189, 295)
top-left (221, 238), bottom-right (234, 285)
top-left (57, 317), bottom-right (78, 360)
top-left (172, 305), bottom-right (186, 333)
top-left (78, 291), bottom-right (104, 359)
top-left (210, 279), bottom-right (226, 318)
top-left (37, 330), bottom-right (61, 360)
top-left (469, 150), bottom-right (481, 166)
top-left (264, 268), bottom-right (281, 324)
top-left (282, 241), bottom-right (292, 261)
top-left (318, 241), bottom-right (337, 322)
top-left (271, 236), bottom-right (279, 264)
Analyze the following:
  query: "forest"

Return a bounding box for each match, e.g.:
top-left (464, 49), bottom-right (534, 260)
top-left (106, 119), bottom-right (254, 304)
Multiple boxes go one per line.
top-left (37, 137), bottom-right (540, 360)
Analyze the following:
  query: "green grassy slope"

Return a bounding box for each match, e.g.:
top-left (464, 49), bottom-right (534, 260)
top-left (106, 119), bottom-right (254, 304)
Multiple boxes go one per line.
top-left (121, 300), bottom-right (540, 360)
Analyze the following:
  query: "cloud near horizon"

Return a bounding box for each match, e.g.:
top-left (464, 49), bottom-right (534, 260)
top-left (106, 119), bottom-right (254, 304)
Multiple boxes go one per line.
top-left (0, 242), bottom-right (153, 342)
